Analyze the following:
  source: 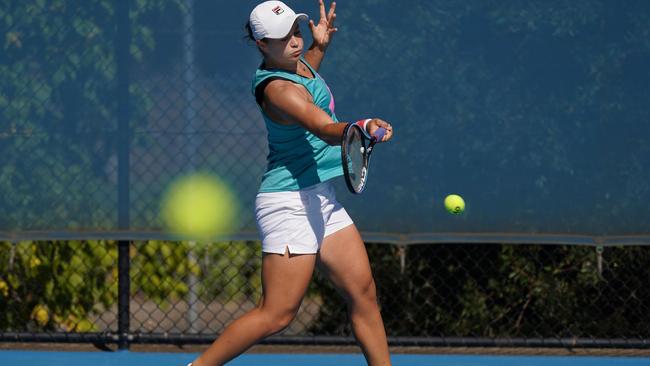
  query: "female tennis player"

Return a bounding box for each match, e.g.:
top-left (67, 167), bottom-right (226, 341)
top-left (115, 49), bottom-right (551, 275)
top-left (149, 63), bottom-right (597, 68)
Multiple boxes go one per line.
top-left (189, 1), bottom-right (393, 365)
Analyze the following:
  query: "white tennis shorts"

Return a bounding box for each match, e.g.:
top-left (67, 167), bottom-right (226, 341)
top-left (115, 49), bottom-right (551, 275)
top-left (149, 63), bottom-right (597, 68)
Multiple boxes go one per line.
top-left (255, 181), bottom-right (354, 254)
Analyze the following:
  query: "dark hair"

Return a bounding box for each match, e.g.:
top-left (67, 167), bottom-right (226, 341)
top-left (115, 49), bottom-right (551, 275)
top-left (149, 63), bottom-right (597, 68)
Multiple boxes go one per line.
top-left (244, 21), bottom-right (256, 42)
top-left (245, 21), bottom-right (267, 57)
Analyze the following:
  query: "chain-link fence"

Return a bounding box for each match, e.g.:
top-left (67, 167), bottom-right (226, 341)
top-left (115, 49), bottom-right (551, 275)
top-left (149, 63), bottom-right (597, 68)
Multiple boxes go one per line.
top-left (1, 241), bottom-right (649, 348)
top-left (2, 0), bottom-right (650, 350)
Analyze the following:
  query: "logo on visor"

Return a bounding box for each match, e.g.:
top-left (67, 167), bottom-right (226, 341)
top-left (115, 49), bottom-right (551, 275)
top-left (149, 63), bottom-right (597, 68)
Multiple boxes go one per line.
top-left (271, 6), bottom-right (284, 15)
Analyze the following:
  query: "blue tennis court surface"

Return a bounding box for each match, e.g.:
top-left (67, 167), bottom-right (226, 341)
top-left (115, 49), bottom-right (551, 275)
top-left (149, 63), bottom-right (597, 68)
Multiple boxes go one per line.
top-left (3, 350), bottom-right (650, 366)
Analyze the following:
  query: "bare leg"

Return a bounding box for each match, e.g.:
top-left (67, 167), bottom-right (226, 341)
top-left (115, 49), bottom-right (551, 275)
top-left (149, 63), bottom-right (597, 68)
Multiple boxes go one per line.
top-left (191, 249), bottom-right (316, 366)
top-left (318, 224), bottom-right (391, 366)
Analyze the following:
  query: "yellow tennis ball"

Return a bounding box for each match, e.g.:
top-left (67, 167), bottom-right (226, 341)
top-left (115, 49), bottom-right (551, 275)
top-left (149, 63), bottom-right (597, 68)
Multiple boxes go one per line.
top-left (444, 194), bottom-right (465, 215)
top-left (161, 173), bottom-right (238, 241)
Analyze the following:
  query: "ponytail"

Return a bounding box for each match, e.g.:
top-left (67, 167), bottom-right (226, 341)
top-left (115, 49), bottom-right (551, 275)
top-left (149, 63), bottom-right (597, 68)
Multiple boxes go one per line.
top-left (244, 21), bottom-right (255, 42)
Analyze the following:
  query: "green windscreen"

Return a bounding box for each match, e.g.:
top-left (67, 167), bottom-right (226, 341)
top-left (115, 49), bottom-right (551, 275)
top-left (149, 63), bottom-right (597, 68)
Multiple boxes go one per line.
top-left (1, 0), bottom-right (649, 243)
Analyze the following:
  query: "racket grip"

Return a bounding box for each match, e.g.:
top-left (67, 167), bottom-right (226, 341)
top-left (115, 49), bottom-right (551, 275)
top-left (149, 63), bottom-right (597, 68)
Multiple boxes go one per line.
top-left (373, 127), bottom-right (387, 141)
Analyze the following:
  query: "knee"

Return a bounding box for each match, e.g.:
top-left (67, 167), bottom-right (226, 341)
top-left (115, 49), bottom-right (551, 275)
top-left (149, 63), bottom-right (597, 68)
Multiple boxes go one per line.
top-left (350, 276), bottom-right (378, 306)
top-left (261, 307), bottom-right (298, 335)
top-left (272, 311), bottom-right (296, 333)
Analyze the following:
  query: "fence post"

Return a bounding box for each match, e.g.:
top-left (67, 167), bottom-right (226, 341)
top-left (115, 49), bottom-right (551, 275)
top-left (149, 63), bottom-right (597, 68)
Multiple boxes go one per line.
top-left (116, 0), bottom-right (132, 351)
top-left (117, 241), bottom-right (131, 349)
top-left (182, 0), bottom-right (199, 333)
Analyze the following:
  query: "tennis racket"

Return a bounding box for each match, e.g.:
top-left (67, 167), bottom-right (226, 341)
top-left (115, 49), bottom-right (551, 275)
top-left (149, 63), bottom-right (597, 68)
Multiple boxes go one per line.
top-left (341, 123), bottom-right (386, 194)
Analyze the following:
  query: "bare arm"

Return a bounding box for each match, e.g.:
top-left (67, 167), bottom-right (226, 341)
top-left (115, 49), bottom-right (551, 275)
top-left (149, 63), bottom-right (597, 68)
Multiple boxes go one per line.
top-left (304, 45), bottom-right (326, 72)
top-left (262, 80), bottom-right (346, 145)
top-left (304, 0), bottom-right (337, 71)
top-left (262, 80), bottom-right (394, 145)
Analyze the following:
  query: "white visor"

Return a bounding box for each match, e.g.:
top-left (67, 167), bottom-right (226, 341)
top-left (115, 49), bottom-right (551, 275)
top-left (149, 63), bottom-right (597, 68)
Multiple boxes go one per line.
top-left (249, 1), bottom-right (308, 40)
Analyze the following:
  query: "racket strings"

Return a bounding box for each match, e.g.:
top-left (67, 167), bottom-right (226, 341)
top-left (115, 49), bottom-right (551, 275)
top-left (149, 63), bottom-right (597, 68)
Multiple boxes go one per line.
top-left (345, 128), bottom-right (366, 192)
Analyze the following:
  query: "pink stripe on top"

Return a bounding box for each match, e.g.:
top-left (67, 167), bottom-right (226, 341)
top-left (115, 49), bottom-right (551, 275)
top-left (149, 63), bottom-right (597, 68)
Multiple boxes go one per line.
top-left (325, 83), bottom-right (335, 113)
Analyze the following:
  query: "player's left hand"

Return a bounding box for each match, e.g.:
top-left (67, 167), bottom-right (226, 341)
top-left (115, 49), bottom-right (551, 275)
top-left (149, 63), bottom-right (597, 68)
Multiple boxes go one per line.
top-left (309, 1), bottom-right (337, 50)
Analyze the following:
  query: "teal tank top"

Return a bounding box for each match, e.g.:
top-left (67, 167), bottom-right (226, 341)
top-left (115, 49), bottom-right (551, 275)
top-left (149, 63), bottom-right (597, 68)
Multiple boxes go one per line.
top-left (252, 57), bottom-right (343, 192)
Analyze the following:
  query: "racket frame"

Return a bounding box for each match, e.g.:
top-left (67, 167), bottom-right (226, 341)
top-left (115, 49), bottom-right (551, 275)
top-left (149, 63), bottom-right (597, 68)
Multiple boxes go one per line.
top-left (341, 123), bottom-right (383, 194)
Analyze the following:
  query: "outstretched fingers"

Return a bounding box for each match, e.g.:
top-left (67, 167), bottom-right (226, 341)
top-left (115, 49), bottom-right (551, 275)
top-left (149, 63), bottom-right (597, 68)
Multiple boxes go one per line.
top-left (327, 2), bottom-right (337, 25)
top-left (319, 0), bottom-right (327, 21)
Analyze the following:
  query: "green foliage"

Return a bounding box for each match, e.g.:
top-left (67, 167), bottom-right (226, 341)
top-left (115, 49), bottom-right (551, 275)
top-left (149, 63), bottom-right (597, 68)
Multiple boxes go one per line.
top-left (131, 240), bottom-right (262, 306)
top-left (132, 240), bottom-right (193, 306)
top-left (193, 241), bottom-right (262, 302)
top-left (0, 239), bottom-right (646, 339)
top-left (0, 239), bottom-right (262, 331)
top-left (0, 240), bottom-right (117, 332)
top-left (311, 244), bottom-right (650, 338)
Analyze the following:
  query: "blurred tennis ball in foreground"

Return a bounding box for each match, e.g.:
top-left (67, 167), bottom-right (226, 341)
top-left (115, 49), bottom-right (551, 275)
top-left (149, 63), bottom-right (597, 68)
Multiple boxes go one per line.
top-left (444, 194), bottom-right (465, 215)
top-left (161, 173), bottom-right (239, 240)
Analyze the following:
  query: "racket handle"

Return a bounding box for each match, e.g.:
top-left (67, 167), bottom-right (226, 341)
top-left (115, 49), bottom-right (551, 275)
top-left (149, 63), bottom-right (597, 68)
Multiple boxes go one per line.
top-left (373, 127), bottom-right (387, 141)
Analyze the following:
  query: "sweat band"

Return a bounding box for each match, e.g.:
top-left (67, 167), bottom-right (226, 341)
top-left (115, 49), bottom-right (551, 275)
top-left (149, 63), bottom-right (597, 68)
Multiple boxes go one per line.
top-left (355, 118), bottom-right (372, 132)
